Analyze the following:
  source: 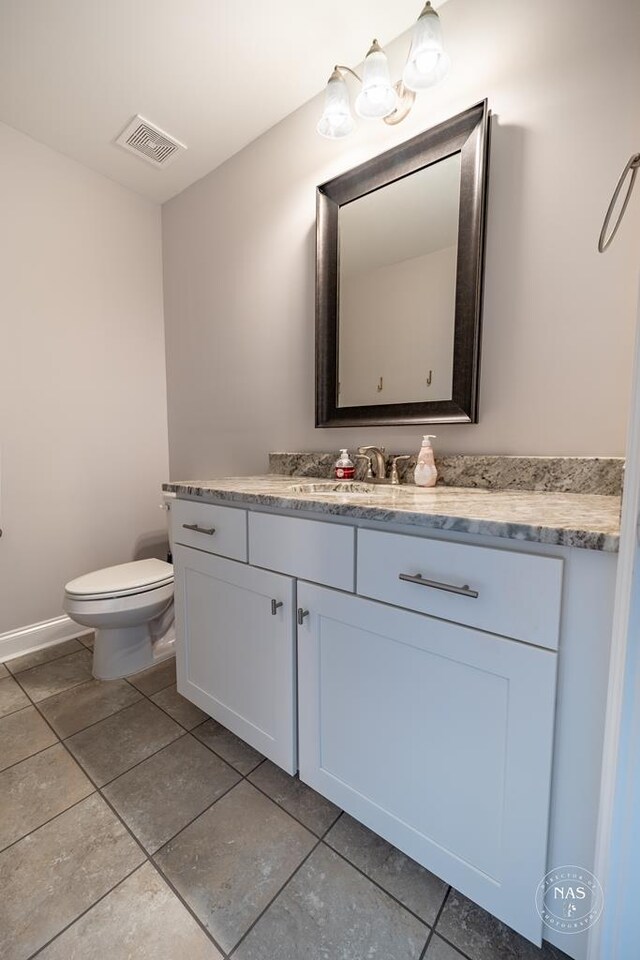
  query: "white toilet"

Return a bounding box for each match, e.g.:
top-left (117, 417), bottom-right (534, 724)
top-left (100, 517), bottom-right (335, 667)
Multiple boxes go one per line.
top-left (63, 494), bottom-right (176, 680)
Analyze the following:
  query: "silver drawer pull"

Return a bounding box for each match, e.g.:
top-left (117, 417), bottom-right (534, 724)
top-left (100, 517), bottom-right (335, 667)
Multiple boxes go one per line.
top-left (297, 608), bottom-right (310, 626)
top-left (271, 599), bottom-right (284, 616)
top-left (399, 572), bottom-right (479, 599)
top-left (182, 523), bottom-right (216, 536)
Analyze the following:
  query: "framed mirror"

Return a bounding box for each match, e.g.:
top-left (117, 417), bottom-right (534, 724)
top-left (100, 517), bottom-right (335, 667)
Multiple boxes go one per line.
top-left (316, 100), bottom-right (490, 428)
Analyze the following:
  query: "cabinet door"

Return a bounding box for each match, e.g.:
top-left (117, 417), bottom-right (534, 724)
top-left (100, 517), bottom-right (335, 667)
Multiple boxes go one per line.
top-left (297, 583), bottom-right (557, 945)
top-left (174, 545), bottom-right (296, 773)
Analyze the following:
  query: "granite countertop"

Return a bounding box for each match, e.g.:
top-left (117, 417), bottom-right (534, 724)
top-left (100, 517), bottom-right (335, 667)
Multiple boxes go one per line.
top-left (163, 475), bottom-right (621, 552)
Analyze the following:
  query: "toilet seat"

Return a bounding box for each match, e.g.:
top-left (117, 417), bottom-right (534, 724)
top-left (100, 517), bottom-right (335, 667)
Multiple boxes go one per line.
top-left (65, 559), bottom-right (174, 601)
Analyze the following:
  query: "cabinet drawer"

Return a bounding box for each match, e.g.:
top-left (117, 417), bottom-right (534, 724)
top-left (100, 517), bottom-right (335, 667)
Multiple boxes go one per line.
top-left (357, 529), bottom-right (563, 649)
top-left (249, 512), bottom-right (355, 591)
top-left (172, 499), bottom-right (247, 562)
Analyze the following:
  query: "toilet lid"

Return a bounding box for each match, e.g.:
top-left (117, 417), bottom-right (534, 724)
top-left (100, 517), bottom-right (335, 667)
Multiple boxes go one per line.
top-left (65, 559), bottom-right (174, 600)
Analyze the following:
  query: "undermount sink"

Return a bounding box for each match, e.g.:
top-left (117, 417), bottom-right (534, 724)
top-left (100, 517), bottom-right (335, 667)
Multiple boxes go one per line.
top-left (286, 481), bottom-right (422, 496)
top-left (287, 481), bottom-right (377, 495)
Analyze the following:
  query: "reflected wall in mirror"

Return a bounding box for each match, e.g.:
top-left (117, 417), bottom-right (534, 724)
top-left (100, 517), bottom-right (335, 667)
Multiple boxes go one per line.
top-left (338, 153), bottom-right (461, 408)
top-left (316, 100), bottom-right (489, 428)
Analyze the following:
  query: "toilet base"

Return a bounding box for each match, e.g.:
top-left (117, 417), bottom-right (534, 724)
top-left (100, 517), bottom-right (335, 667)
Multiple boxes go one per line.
top-left (93, 624), bottom-right (175, 680)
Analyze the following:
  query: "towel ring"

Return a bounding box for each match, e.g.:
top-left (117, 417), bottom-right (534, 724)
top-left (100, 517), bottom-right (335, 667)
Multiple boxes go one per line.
top-left (598, 153), bottom-right (640, 253)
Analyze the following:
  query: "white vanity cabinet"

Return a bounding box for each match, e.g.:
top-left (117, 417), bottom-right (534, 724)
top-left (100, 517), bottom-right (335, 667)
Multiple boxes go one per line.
top-left (297, 583), bottom-right (557, 944)
top-left (173, 542), bottom-right (297, 773)
top-left (171, 495), bottom-right (615, 957)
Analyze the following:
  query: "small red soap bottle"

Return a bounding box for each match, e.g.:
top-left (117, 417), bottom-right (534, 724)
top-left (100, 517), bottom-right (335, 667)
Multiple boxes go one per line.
top-left (335, 449), bottom-right (355, 480)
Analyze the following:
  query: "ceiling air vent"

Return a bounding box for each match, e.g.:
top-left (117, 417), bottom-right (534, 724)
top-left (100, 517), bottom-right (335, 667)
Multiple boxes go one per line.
top-left (115, 115), bottom-right (186, 168)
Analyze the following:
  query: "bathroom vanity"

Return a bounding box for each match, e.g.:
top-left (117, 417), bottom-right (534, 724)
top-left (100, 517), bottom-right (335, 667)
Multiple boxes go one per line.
top-left (165, 472), bottom-right (620, 956)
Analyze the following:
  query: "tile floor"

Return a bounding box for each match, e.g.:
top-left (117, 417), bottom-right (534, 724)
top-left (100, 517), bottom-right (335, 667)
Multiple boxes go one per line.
top-left (0, 636), bottom-right (571, 960)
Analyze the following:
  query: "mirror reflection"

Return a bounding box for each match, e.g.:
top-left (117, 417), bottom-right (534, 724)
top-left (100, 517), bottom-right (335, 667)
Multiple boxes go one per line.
top-left (337, 152), bottom-right (461, 408)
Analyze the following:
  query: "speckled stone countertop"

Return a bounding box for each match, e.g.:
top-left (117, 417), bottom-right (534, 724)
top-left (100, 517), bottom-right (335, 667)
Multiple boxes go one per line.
top-left (163, 476), bottom-right (621, 552)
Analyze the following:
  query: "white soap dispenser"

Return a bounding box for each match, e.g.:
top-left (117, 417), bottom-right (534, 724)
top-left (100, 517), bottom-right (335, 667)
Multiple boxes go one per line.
top-left (414, 435), bottom-right (438, 487)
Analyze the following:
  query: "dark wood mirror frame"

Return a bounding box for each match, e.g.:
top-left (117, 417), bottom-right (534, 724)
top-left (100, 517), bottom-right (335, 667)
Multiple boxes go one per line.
top-left (315, 100), bottom-right (490, 428)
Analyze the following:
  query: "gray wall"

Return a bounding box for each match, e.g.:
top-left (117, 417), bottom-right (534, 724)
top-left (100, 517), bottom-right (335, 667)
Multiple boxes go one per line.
top-left (162, 0), bottom-right (640, 479)
top-left (0, 121), bottom-right (169, 634)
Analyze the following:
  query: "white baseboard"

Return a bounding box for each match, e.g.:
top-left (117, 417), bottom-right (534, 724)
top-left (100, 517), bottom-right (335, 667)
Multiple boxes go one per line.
top-left (0, 615), bottom-right (88, 663)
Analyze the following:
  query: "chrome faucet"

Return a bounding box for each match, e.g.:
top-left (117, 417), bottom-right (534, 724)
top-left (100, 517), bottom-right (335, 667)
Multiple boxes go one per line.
top-left (357, 446), bottom-right (386, 481)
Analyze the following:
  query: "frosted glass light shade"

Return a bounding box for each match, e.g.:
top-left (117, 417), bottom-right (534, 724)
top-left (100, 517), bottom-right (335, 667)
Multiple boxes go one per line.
top-left (402, 2), bottom-right (450, 91)
top-left (317, 70), bottom-right (355, 139)
top-left (355, 40), bottom-right (397, 119)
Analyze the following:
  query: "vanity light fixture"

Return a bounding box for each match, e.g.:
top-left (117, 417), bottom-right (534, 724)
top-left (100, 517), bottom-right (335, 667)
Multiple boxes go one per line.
top-left (317, 1), bottom-right (449, 139)
top-left (355, 40), bottom-right (398, 120)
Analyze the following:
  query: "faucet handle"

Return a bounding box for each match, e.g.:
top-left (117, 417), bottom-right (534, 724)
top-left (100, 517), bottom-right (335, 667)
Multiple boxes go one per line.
top-left (355, 454), bottom-right (374, 480)
top-left (390, 455), bottom-right (411, 485)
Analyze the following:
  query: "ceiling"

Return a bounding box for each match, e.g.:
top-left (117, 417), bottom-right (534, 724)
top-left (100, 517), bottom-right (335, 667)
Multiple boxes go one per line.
top-left (0, 0), bottom-right (446, 204)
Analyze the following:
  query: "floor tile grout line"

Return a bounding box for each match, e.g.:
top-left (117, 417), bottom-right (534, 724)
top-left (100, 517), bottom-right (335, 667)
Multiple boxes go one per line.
top-left (144, 757), bottom-right (319, 865)
top-left (0, 697), bottom-right (35, 721)
top-left (24, 674), bottom-right (100, 707)
top-left (89, 765), bottom-right (230, 960)
top-left (217, 809), bottom-right (345, 959)
top-left (148, 772), bottom-right (247, 858)
top-left (419, 885), bottom-right (453, 960)
top-left (246, 776), bottom-right (341, 840)
top-left (227, 826), bottom-right (333, 957)
top-left (428, 924), bottom-right (484, 960)
top-left (50, 691), bottom-right (145, 740)
top-left (0, 783), bottom-right (97, 858)
top-left (26, 861), bottom-right (148, 960)
top-left (430, 888), bottom-right (504, 960)
top-left (134, 683), bottom-right (210, 731)
top-left (188, 725), bottom-right (267, 778)
top-left (145, 756), bottom-right (330, 866)
top-left (34, 664), bottom-right (182, 742)
top-left (124, 672), bottom-right (177, 699)
top-left (144, 853), bottom-right (231, 959)
top-left (9, 646), bottom-right (93, 683)
top-left (96, 729), bottom-right (190, 790)
top-left (124, 675), bottom-right (272, 781)
top-left (226, 808), bottom-right (351, 957)
top-left (0, 737), bottom-right (60, 776)
top-left (426, 934), bottom-right (474, 960)
top-left (3, 641), bottom-right (88, 677)
top-left (320, 835), bottom-right (439, 932)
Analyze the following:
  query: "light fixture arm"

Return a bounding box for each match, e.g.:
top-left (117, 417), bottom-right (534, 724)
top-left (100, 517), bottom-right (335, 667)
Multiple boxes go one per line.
top-left (333, 65), bottom-right (362, 85)
top-left (384, 81), bottom-right (416, 126)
